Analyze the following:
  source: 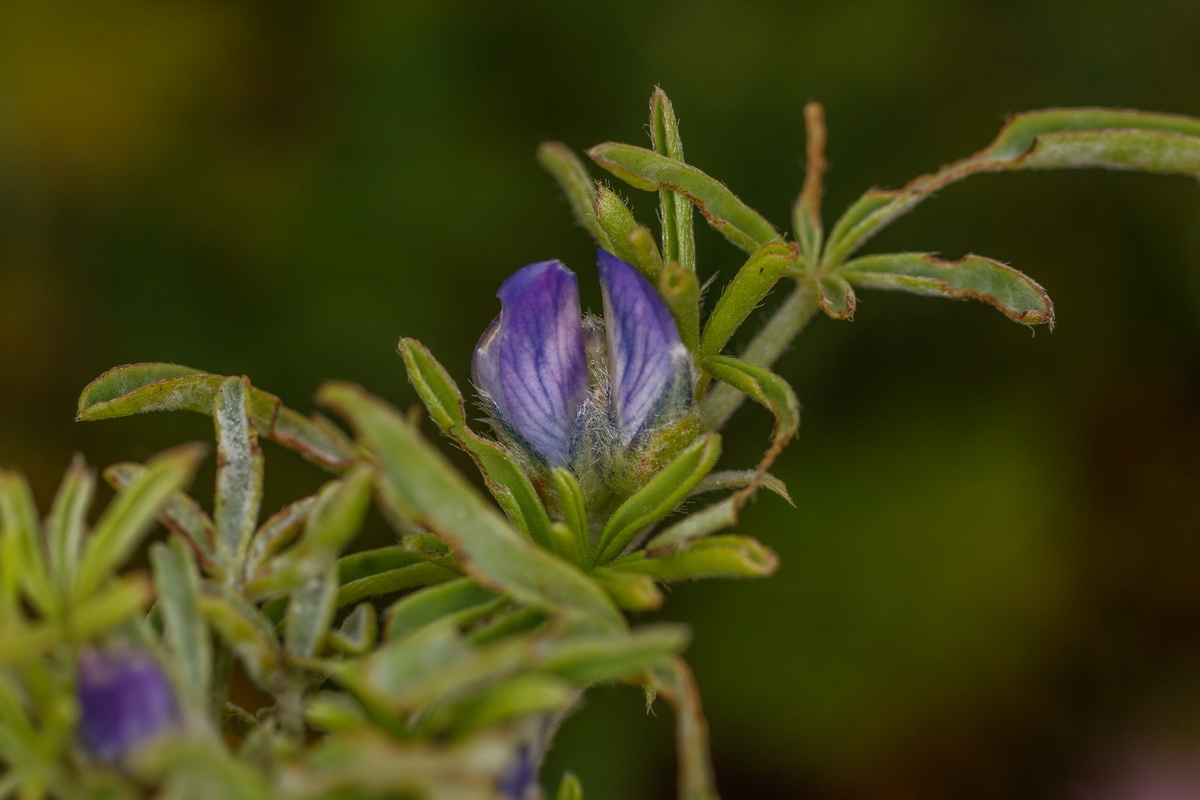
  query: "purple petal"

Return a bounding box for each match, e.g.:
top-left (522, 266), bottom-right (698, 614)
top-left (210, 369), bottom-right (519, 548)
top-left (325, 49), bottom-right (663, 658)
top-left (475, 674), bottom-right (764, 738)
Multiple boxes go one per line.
top-left (497, 743), bottom-right (536, 798)
top-left (597, 250), bottom-right (693, 444)
top-left (472, 260), bottom-right (588, 465)
top-left (77, 647), bottom-right (180, 763)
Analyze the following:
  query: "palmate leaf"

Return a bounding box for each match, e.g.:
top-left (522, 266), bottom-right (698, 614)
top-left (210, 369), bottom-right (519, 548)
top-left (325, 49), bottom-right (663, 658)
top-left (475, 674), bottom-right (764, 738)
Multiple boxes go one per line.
top-left (822, 108), bottom-right (1200, 267)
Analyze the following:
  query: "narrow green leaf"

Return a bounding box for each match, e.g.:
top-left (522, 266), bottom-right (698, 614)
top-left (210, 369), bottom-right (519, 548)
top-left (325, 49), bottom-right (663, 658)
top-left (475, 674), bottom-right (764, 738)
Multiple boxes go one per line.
top-left (76, 444), bottom-right (204, 601)
top-left (150, 540), bottom-right (211, 713)
top-left (199, 586), bottom-right (283, 692)
top-left (650, 87), bottom-right (696, 272)
top-left (77, 364), bottom-right (355, 471)
top-left (335, 560), bottom-right (460, 611)
top-left (794, 102), bottom-right (828, 265)
top-left (398, 338), bottom-right (555, 549)
top-left (0, 470), bottom-right (54, 615)
top-left (588, 143), bottom-right (779, 252)
top-left (557, 772), bottom-right (584, 800)
top-left (249, 466), bottom-right (374, 597)
top-left (271, 408), bottom-right (357, 472)
top-left (646, 659), bottom-right (719, 800)
top-left (538, 141), bottom-right (610, 248)
top-left (550, 468), bottom-right (590, 563)
top-left (594, 433), bottom-right (722, 566)
top-left (213, 377), bottom-right (263, 571)
top-left (817, 273), bottom-right (856, 320)
top-left (72, 576), bottom-right (154, 637)
top-left (259, 547), bottom-right (459, 622)
top-left (142, 741), bottom-right (275, 800)
top-left (0, 524), bottom-right (22, 626)
top-left (76, 362), bottom-right (207, 409)
top-left (467, 607), bottom-right (547, 646)
top-left (319, 381), bottom-right (624, 629)
top-left (384, 578), bottom-right (497, 641)
top-left (660, 263), bottom-right (701, 354)
top-left (700, 242), bottom-right (797, 358)
top-left (540, 624), bottom-right (690, 684)
top-left (106, 463), bottom-right (219, 572)
top-left (644, 497), bottom-right (739, 554)
top-left (274, 730), bottom-right (510, 797)
top-left (45, 455), bottom-right (95, 596)
top-left (629, 225), bottom-right (667, 283)
top-left (303, 464), bottom-right (375, 556)
top-left (591, 568), bottom-right (664, 611)
top-left (703, 356), bottom-right (800, 453)
top-left (426, 673), bottom-right (575, 738)
top-left (305, 690), bottom-right (368, 733)
top-left (986, 108), bottom-right (1200, 160)
top-left (340, 623), bottom-right (474, 713)
top-left (0, 576), bottom-right (153, 663)
top-left (593, 184), bottom-right (642, 268)
top-left (285, 562), bottom-right (339, 659)
top-left (613, 535), bottom-right (779, 581)
top-left (0, 673), bottom-right (36, 757)
top-left (691, 470), bottom-right (792, 505)
top-left (823, 107), bottom-right (1200, 266)
top-left (329, 603), bottom-right (378, 655)
top-left (840, 252), bottom-right (1055, 326)
top-left (245, 495), bottom-right (315, 578)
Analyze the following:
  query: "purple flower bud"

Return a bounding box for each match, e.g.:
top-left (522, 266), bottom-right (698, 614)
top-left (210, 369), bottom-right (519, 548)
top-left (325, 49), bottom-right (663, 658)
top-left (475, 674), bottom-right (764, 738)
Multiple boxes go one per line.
top-left (496, 742), bottom-right (537, 799)
top-left (597, 250), bottom-right (693, 445)
top-left (473, 260), bottom-right (589, 466)
top-left (474, 253), bottom-right (694, 469)
top-left (77, 647), bottom-right (180, 763)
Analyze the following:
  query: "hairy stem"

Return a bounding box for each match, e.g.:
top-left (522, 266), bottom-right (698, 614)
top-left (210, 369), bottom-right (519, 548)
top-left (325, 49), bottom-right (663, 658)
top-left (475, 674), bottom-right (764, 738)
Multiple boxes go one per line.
top-left (701, 281), bottom-right (820, 430)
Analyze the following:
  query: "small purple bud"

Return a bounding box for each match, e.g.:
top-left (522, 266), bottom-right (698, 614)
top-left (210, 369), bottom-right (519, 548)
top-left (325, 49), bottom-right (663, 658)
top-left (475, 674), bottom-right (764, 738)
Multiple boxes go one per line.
top-left (497, 742), bottom-right (537, 799)
top-left (473, 260), bottom-right (590, 466)
top-left (77, 647), bottom-right (180, 763)
top-left (597, 250), bottom-right (693, 445)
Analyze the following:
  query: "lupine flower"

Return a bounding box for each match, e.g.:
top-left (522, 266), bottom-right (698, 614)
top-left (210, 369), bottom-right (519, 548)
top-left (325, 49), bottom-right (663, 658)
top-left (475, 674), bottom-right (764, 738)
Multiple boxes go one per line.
top-left (473, 250), bottom-right (694, 470)
top-left (496, 742), bottom-right (536, 799)
top-left (77, 647), bottom-right (180, 763)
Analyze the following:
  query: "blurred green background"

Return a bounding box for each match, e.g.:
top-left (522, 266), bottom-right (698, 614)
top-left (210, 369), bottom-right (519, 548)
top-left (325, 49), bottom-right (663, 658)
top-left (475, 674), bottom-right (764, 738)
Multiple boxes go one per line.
top-left (2, 1), bottom-right (1199, 797)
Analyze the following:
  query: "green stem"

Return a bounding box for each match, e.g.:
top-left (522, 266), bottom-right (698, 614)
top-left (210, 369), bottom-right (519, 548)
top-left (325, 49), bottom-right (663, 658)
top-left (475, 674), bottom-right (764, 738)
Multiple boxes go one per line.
top-left (701, 281), bottom-right (820, 430)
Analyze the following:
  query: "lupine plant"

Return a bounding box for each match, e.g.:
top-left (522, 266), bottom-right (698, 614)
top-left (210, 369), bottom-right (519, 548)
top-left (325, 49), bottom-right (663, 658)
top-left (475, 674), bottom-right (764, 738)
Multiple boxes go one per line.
top-left (2, 88), bottom-right (1199, 799)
